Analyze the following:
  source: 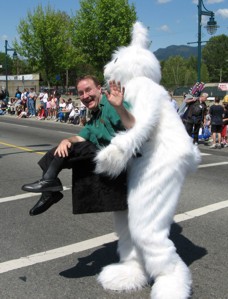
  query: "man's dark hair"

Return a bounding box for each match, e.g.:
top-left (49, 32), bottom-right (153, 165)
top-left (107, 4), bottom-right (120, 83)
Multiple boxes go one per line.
top-left (76, 75), bottom-right (100, 88)
top-left (215, 97), bottom-right (220, 103)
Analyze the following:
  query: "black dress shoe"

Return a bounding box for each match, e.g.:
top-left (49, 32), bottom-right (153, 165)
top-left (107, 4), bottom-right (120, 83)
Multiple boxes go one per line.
top-left (29, 192), bottom-right (63, 216)
top-left (22, 178), bottom-right (63, 193)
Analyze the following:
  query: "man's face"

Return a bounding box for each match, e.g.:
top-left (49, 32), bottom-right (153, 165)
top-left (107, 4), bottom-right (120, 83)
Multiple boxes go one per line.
top-left (77, 79), bottom-right (101, 111)
top-left (200, 95), bottom-right (207, 102)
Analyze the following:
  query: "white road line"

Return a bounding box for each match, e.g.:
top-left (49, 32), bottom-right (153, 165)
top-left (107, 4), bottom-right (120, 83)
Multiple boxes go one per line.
top-left (0, 186), bottom-right (71, 204)
top-left (0, 233), bottom-right (118, 274)
top-left (174, 200), bottom-right (228, 222)
top-left (200, 153), bottom-right (211, 156)
top-left (0, 199), bottom-right (228, 274)
top-left (56, 131), bottom-right (76, 134)
top-left (198, 162), bottom-right (228, 168)
top-left (0, 160), bottom-right (227, 204)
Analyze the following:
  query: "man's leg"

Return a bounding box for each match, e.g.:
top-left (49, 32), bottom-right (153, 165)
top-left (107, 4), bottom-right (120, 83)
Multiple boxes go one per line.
top-left (22, 147), bottom-right (65, 215)
top-left (22, 141), bottom-right (97, 215)
top-left (193, 122), bottom-right (201, 144)
top-left (22, 147), bottom-right (64, 193)
top-left (185, 122), bottom-right (193, 138)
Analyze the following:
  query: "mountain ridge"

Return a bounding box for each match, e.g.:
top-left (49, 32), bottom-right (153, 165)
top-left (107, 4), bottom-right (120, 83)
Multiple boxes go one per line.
top-left (154, 45), bottom-right (199, 61)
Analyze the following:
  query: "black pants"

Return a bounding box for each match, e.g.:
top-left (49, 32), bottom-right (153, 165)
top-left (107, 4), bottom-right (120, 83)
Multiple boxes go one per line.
top-left (185, 121), bottom-right (201, 143)
top-left (38, 141), bottom-right (98, 175)
top-left (38, 141), bottom-right (127, 214)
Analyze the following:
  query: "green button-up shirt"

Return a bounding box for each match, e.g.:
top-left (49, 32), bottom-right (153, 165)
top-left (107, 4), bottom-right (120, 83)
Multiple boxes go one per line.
top-left (78, 95), bottom-right (130, 148)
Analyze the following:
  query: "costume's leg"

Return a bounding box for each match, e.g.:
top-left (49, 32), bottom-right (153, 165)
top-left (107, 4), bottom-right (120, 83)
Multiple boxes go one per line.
top-left (97, 210), bottom-right (148, 291)
top-left (128, 160), bottom-right (191, 299)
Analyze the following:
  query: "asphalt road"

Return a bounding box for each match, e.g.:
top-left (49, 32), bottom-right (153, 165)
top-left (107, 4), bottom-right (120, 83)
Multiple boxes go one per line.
top-left (0, 115), bottom-right (228, 299)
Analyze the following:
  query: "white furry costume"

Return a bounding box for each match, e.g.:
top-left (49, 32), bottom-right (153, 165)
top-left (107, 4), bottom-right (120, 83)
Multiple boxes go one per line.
top-left (95, 22), bottom-right (201, 299)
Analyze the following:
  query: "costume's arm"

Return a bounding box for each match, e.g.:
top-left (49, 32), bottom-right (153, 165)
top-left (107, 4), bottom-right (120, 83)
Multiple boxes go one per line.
top-left (95, 77), bottom-right (165, 177)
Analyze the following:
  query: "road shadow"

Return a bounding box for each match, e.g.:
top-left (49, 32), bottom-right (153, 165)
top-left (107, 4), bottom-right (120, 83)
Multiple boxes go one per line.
top-left (59, 241), bottom-right (118, 278)
top-left (169, 222), bottom-right (207, 266)
top-left (60, 222), bottom-right (207, 279)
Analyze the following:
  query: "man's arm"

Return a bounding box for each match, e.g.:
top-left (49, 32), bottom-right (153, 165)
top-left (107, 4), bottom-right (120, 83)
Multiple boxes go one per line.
top-left (104, 80), bottom-right (135, 129)
top-left (54, 135), bottom-right (85, 157)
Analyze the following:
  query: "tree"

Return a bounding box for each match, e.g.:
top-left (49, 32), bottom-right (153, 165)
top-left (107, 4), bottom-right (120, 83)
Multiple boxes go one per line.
top-left (186, 56), bottom-right (209, 84)
top-left (161, 56), bottom-right (189, 89)
top-left (15, 5), bottom-right (75, 87)
top-left (71, 0), bottom-right (137, 80)
top-left (202, 34), bottom-right (228, 83)
top-left (0, 52), bottom-right (14, 75)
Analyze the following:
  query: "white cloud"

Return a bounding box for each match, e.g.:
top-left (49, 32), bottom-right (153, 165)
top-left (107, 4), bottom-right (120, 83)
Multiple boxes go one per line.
top-left (1, 35), bottom-right (8, 42)
top-left (157, 0), bottom-right (172, 4)
top-left (216, 8), bottom-right (228, 18)
top-left (157, 25), bottom-right (170, 32)
top-left (206, 0), bottom-right (224, 4)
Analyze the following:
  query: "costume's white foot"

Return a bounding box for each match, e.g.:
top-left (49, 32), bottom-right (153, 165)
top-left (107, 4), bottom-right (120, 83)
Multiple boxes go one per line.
top-left (97, 260), bottom-right (148, 291)
top-left (150, 261), bottom-right (192, 299)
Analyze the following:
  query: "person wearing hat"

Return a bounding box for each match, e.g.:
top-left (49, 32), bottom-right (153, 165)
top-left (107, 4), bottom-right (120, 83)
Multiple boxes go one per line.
top-left (184, 92), bottom-right (208, 144)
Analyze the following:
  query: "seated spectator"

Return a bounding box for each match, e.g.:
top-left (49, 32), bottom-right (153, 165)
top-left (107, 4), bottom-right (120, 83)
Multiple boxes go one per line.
top-left (68, 107), bottom-right (80, 124)
top-left (64, 98), bottom-right (74, 123)
top-left (0, 100), bottom-right (7, 115)
top-left (56, 98), bottom-right (66, 122)
top-left (36, 105), bottom-right (45, 120)
top-left (17, 107), bottom-right (29, 118)
top-left (16, 105), bottom-right (23, 116)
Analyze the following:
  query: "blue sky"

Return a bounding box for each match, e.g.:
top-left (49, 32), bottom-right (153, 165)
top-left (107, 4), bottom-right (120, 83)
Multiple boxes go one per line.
top-left (0, 0), bottom-right (227, 53)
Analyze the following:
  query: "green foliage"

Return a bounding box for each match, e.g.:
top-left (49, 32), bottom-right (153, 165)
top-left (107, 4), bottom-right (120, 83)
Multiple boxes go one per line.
top-left (0, 52), bottom-right (14, 75)
top-left (161, 56), bottom-right (194, 89)
top-left (72, 0), bottom-right (137, 79)
top-left (161, 54), bottom-right (210, 90)
top-left (202, 35), bottom-right (228, 82)
top-left (15, 5), bottom-right (74, 86)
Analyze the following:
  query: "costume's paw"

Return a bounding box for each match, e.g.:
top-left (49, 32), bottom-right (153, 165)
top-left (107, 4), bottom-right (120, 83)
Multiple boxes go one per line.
top-left (151, 260), bottom-right (192, 299)
top-left (97, 261), bottom-right (148, 291)
top-left (94, 144), bottom-right (126, 177)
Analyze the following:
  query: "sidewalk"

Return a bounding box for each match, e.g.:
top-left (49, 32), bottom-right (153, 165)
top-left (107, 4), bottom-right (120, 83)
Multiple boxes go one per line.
top-left (2, 112), bottom-right (83, 127)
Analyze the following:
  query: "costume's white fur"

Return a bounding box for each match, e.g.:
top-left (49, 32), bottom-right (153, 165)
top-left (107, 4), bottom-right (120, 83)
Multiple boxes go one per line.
top-left (95, 22), bottom-right (201, 299)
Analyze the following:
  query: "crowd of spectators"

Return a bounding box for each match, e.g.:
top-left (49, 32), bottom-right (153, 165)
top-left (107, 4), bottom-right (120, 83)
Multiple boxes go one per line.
top-left (1, 87), bottom-right (228, 145)
top-left (179, 92), bottom-right (228, 148)
top-left (0, 87), bottom-right (87, 126)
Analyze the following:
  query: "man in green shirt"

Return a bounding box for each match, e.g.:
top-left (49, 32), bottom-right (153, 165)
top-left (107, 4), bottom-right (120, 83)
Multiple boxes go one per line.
top-left (22, 75), bottom-right (135, 215)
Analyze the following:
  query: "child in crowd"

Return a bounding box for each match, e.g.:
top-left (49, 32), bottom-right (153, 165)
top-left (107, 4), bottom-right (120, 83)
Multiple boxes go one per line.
top-left (36, 105), bottom-right (45, 120)
top-left (56, 98), bottom-right (66, 122)
top-left (17, 107), bottom-right (29, 118)
top-left (46, 97), bottom-right (52, 119)
top-left (50, 94), bottom-right (58, 119)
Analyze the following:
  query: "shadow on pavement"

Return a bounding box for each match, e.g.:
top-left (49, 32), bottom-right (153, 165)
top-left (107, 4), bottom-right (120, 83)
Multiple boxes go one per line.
top-left (59, 241), bottom-right (118, 278)
top-left (59, 222), bottom-right (207, 279)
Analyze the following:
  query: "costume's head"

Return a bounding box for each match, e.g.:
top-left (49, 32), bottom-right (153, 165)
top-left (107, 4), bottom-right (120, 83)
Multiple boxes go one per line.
top-left (104, 22), bottom-right (161, 86)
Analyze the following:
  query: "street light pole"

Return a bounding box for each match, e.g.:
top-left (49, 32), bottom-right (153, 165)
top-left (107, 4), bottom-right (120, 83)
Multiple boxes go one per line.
top-left (197, 0), bottom-right (219, 82)
top-left (4, 40), bottom-right (17, 102)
